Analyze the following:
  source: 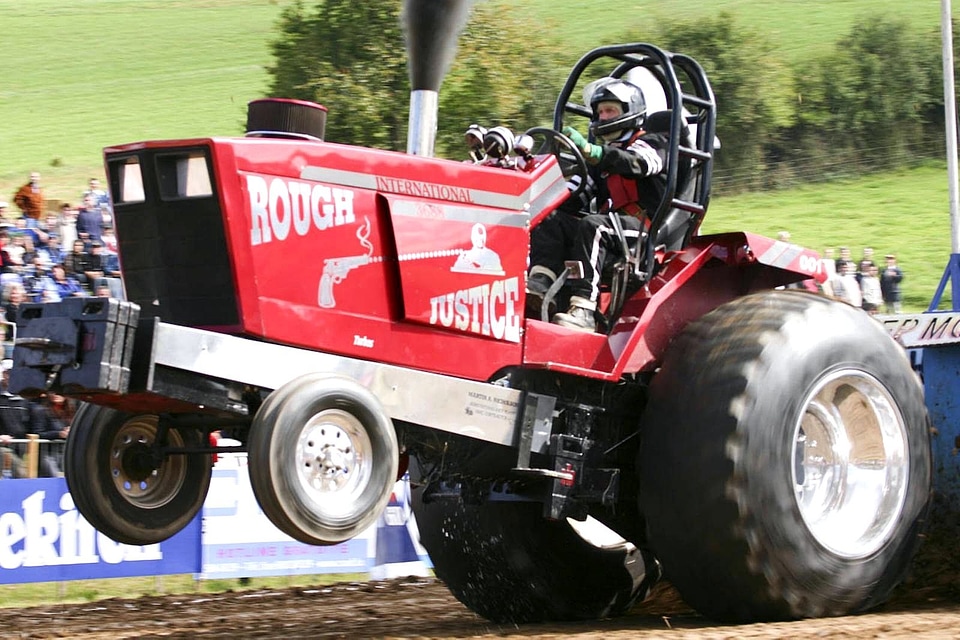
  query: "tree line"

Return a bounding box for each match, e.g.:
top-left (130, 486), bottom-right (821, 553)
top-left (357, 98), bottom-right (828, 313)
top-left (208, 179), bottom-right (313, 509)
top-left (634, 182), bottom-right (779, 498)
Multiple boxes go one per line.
top-left (268, 1), bottom-right (955, 195)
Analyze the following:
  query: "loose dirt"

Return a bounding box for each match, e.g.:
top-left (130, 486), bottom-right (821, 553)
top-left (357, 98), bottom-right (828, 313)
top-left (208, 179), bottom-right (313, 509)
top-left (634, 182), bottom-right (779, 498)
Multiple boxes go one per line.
top-left (2, 518), bottom-right (959, 639)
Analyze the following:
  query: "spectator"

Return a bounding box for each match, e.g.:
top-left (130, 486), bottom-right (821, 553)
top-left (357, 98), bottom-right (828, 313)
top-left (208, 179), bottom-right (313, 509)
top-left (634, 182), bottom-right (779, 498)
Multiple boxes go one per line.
top-left (63, 239), bottom-right (91, 287)
top-left (28, 395), bottom-right (70, 474)
top-left (857, 247), bottom-right (876, 282)
top-left (101, 224), bottom-right (118, 254)
top-left (22, 256), bottom-right (56, 303)
top-left (51, 264), bottom-right (86, 298)
top-left (12, 172), bottom-right (44, 223)
top-left (0, 201), bottom-right (10, 226)
top-left (819, 247), bottom-right (837, 297)
top-left (38, 233), bottom-right (63, 266)
top-left (82, 178), bottom-right (111, 212)
top-left (4, 233), bottom-right (25, 270)
top-left (76, 194), bottom-right (104, 246)
top-left (84, 241), bottom-right (107, 291)
top-left (830, 259), bottom-right (862, 308)
top-left (55, 203), bottom-right (78, 252)
top-left (860, 264), bottom-right (883, 314)
top-left (835, 246), bottom-right (852, 271)
top-left (0, 231), bottom-right (15, 273)
top-left (0, 362), bottom-right (31, 477)
top-left (1, 442), bottom-right (26, 479)
top-left (2, 281), bottom-right (27, 332)
top-left (880, 254), bottom-right (904, 313)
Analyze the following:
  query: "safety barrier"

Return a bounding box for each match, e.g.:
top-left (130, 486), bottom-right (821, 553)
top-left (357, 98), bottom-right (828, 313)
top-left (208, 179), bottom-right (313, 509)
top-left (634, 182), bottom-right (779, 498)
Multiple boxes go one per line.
top-left (1, 437), bottom-right (66, 479)
top-left (0, 453), bottom-right (431, 585)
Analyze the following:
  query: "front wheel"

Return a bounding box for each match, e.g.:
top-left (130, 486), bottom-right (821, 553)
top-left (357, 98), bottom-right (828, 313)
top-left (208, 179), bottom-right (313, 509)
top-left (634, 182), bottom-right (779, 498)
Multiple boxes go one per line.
top-left (64, 405), bottom-right (212, 545)
top-left (638, 291), bottom-right (932, 622)
top-left (247, 374), bottom-right (399, 545)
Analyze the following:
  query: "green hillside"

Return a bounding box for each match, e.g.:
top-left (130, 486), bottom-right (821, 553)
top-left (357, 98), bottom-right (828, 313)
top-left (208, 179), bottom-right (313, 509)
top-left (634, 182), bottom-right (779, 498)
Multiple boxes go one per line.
top-left (2, 0), bottom-right (951, 200)
top-left (526, 0), bottom-right (943, 56)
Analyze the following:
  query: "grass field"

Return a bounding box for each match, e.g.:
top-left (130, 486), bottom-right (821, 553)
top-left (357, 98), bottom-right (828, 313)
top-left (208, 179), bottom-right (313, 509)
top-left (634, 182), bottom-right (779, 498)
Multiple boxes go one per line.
top-left (0, 572), bottom-right (366, 609)
top-left (705, 160), bottom-right (955, 312)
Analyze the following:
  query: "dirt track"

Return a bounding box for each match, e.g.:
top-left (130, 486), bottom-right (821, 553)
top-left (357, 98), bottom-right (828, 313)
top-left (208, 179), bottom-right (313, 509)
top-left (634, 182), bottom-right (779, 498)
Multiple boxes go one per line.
top-left (1, 575), bottom-right (959, 640)
top-left (2, 519), bottom-right (959, 640)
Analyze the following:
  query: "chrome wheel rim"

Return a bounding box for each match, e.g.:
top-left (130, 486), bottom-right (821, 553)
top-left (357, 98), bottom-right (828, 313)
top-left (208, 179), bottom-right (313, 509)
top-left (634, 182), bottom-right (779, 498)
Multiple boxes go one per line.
top-left (792, 369), bottom-right (908, 558)
top-left (296, 408), bottom-right (372, 521)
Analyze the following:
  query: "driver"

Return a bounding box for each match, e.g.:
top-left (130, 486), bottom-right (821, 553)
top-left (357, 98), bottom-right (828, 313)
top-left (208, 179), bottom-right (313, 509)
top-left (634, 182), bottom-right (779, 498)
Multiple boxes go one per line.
top-left (543, 78), bottom-right (670, 332)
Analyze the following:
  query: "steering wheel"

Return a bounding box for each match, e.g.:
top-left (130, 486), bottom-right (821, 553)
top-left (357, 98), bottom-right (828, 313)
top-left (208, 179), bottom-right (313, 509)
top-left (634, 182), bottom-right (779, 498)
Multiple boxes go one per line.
top-left (522, 127), bottom-right (590, 200)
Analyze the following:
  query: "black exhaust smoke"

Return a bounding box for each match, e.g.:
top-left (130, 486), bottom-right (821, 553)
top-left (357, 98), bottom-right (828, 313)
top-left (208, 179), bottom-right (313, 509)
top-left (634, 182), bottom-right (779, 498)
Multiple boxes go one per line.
top-left (402, 0), bottom-right (473, 156)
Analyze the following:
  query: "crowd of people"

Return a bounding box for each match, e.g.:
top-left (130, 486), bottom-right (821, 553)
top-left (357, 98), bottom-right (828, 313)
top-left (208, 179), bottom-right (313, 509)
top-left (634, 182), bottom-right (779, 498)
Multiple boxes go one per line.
top-left (0, 361), bottom-right (77, 479)
top-left (778, 232), bottom-right (905, 314)
top-left (0, 171), bottom-right (111, 479)
top-left (1, 172), bottom-right (120, 318)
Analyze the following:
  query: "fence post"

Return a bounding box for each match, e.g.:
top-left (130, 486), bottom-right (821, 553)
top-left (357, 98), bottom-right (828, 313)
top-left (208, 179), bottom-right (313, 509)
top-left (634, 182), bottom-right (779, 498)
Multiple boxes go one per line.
top-left (25, 434), bottom-right (40, 478)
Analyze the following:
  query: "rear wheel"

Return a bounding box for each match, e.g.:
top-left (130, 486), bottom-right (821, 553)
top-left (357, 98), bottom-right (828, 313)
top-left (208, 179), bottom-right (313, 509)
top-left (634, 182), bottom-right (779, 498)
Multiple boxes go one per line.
top-left (64, 404), bottom-right (212, 545)
top-left (248, 374), bottom-right (399, 545)
top-left (412, 480), bottom-right (657, 623)
top-left (638, 291), bottom-right (932, 622)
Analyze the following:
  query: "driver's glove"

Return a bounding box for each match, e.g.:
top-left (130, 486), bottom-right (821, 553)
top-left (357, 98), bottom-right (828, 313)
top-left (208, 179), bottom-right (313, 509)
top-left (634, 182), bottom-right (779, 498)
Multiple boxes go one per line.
top-left (562, 126), bottom-right (603, 163)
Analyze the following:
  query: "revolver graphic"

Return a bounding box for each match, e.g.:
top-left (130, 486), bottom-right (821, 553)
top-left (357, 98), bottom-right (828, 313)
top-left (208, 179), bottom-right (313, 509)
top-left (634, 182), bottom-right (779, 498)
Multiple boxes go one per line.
top-left (318, 254), bottom-right (371, 308)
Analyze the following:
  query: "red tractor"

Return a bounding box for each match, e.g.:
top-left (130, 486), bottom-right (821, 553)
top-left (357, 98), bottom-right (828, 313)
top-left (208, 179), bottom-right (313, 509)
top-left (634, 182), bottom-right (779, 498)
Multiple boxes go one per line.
top-left (10, 4), bottom-right (930, 626)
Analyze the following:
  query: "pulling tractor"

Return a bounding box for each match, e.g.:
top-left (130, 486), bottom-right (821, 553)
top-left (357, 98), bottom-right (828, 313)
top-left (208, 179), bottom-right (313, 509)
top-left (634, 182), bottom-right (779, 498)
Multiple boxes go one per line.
top-left (10, 0), bottom-right (932, 625)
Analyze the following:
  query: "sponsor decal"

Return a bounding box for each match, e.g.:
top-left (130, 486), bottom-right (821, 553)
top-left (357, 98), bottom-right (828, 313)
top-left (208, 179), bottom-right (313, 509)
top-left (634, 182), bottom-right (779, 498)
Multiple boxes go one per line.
top-left (0, 489), bottom-right (161, 570)
top-left (247, 174), bottom-right (356, 246)
top-left (880, 312), bottom-right (960, 348)
top-left (374, 176), bottom-right (473, 204)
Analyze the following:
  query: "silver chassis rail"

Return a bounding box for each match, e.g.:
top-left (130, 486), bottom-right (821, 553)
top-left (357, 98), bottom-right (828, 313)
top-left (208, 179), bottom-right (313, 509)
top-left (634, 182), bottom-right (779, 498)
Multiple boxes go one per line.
top-left (149, 323), bottom-right (524, 448)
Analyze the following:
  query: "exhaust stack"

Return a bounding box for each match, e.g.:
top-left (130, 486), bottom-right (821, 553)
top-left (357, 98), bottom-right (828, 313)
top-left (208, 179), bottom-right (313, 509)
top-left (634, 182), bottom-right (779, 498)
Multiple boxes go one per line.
top-left (402, 0), bottom-right (473, 156)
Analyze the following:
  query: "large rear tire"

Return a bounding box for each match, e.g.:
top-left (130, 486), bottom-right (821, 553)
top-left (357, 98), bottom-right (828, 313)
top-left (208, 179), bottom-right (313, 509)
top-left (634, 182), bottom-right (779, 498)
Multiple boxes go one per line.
top-left (638, 291), bottom-right (932, 622)
top-left (248, 374), bottom-right (399, 545)
top-left (412, 483), bottom-right (656, 623)
top-left (64, 404), bottom-right (212, 545)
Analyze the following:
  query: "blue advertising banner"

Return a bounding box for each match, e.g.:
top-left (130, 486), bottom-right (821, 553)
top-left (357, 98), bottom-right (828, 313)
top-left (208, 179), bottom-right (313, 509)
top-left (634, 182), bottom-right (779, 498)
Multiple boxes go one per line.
top-left (0, 478), bottom-right (200, 584)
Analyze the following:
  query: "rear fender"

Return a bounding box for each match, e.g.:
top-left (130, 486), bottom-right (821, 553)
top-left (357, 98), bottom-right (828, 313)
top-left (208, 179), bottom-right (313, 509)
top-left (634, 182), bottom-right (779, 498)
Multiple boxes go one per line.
top-left (522, 231), bottom-right (825, 379)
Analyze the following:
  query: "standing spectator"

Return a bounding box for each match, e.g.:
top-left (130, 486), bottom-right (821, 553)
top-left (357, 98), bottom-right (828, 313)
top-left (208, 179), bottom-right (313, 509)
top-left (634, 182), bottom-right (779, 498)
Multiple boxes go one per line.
top-left (835, 246), bottom-right (852, 273)
top-left (51, 264), bottom-right (85, 298)
top-left (76, 194), bottom-right (104, 247)
top-left (13, 172), bottom-right (44, 224)
top-left (857, 247), bottom-right (876, 282)
top-left (881, 254), bottom-right (905, 313)
top-left (820, 247), bottom-right (837, 297)
top-left (82, 178), bottom-right (111, 212)
top-left (860, 264), bottom-right (883, 314)
top-left (55, 203), bottom-right (78, 252)
top-left (830, 260), bottom-right (862, 308)
top-left (0, 201), bottom-right (10, 226)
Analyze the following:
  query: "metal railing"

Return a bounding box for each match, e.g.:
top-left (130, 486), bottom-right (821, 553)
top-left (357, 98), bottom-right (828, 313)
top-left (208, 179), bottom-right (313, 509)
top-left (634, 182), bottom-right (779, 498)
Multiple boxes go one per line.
top-left (1, 436), bottom-right (66, 479)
